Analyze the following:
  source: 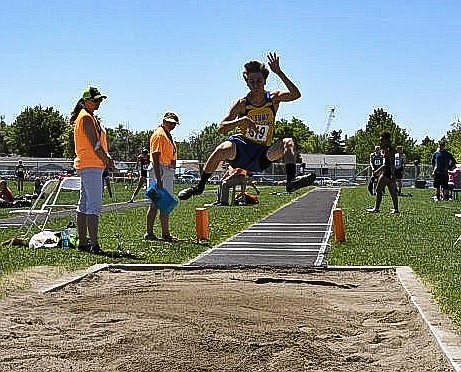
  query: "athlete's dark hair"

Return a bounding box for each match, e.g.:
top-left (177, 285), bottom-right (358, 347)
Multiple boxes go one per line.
top-left (243, 60), bottom-right (270, 82)
top-left (70, 99), bottom-right (85, 124)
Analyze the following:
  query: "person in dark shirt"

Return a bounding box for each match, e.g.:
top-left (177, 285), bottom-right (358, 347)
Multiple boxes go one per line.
top-left (15, 160), bottom-right (25, 192)
top-left (432, 140), bottom-right (457, 201)
top-left (367, 132), bottom-right (399, 214)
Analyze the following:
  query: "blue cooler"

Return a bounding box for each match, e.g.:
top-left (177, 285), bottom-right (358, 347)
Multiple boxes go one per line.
top-left (145, 181), bottom-right (178, 215)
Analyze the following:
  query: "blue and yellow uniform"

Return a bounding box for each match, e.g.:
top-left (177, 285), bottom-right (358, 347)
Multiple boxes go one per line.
top-left (229, 91), bottom-right (277, 172)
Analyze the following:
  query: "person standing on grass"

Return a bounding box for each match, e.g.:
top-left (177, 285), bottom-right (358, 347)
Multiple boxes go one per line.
top-left (15, 160), bottom-right (25, 192)
top-left (367, 131), bottom-right (399, 214)
top-left (369, 145), bottom-right (383, 195)
top-left (432, 140), bottom-right (457, 202)
top-left (71, 86), bottom-right (114, 254)
top-left (394, 145), bottom-right (406, 195)
top-left (144, 112), bottom-right (179, 242)
top-left (129, 148), bottom-right (150, 203)
top-left (177, 52), bottom-right (315, 201)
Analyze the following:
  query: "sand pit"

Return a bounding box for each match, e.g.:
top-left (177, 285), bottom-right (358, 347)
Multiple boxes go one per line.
top-left (0, 267), bottom-right (454, 371)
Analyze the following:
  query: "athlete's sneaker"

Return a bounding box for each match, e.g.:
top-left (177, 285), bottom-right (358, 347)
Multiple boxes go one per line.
top-left (89, 244), bottom-right (104, 255)
top-left (178, 186), bottom-right (204, 200)
top-left (143, 233), bottom-right (158, 241)
top-left (390, 209), bottom-right (400, 214)
top-left (286, 173), bottom-right (317, 193)
top-left (367, 208), bottom-right (380, 213)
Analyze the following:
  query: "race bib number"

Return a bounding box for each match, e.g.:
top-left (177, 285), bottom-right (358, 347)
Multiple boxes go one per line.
top-left (246, 124), bottom-right (269, 143)
top-left (373, 159), bottom-right (382, 166)
top-left (395, 158), bottom-right (401, 167)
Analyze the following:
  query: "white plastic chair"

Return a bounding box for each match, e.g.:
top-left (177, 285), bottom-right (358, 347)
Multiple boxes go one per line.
top-left (8, 178), bottom-right (61, 237)
top-left (9, 176), bottom-right (81, 237)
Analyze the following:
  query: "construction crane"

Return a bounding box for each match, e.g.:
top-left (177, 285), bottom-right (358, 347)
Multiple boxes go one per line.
top-left (324, 106), bottom-right (336, 136)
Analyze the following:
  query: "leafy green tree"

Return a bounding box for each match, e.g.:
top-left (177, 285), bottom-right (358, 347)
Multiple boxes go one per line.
top-left (8, 106), bottom-right (67, 157)
top-left (445, 119), bottom-right (461, 161)
top-left (0, 115), bottom-right (10, 155)
top-left (325, 130), bottom-right (346, 155)
top-left (414, 136), bottom-right (438, 165)
top-left (345, 108), bottom-right (416, 163)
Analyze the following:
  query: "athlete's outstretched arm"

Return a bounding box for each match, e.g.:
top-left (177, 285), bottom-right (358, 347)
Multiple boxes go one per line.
top-left (218, 98), bottom-right (257, 134)
top-left (267, 52), bottom-right (301, 103)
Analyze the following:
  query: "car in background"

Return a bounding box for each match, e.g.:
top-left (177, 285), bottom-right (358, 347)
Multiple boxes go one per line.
top-left (252, 175), bottom-right (275, 185)
top-left (331, 178), bottom-right (350, 186)
top-left (208, 175), bottom-right (222, 185)
top-left (178, 174), bottom-right (198, 184)
top-left (314, 177), bottom-right (333, 186)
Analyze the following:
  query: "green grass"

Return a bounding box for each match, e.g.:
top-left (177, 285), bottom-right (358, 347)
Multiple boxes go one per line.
top-left (0, 181), bottom-right (300, 275)
top-left (330, 186), bottom-right (461, 325)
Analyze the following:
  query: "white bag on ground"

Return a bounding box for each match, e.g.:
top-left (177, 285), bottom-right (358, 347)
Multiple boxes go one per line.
top-left (28, 230), bottom-right (60, 249)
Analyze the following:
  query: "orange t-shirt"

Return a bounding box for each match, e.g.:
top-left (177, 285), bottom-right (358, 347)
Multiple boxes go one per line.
top-left (150, 126), bottom-right (177, 167)
top-left (73, 109), bottom-right (108, 170)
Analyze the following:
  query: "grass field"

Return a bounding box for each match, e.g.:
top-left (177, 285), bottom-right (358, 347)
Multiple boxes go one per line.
top-left (1, 180), bottom-right (461, 327)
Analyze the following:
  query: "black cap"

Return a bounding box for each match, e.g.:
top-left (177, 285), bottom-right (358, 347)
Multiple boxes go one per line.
top-left (82, 86), bottom-right (107, 100)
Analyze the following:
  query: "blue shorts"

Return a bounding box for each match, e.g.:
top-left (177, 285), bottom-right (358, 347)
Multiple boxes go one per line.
top-left (228, 135), bottom-right (272, 173)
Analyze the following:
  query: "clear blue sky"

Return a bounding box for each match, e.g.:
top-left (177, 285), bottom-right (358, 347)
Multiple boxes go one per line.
top-left (1, 0), bottom-right (460, 143)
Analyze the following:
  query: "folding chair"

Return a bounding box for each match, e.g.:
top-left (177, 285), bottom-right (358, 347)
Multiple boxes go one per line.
top-left (8, 178), bottom-right (61, 238)
top-left (43, 176), bottom-right (81, 226)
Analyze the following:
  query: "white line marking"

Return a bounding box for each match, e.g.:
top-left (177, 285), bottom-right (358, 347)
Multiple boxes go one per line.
top-left (243, 230), bottom-right (325, 234)
top-left (222, 242), bottom-right (327, 246)
top-left (256, 223), bottom-right (329, 226)
top-left (314, 190), bottom-right (339, 266)
top-left (213, 248), bottom-right (321, 252)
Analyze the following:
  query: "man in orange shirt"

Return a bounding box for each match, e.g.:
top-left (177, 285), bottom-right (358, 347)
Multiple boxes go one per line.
top-left (145, 112), bottom-right (179, 242)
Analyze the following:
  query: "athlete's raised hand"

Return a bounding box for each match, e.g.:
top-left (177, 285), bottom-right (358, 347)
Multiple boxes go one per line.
top-left (267, 52), bottom-right (282, 75)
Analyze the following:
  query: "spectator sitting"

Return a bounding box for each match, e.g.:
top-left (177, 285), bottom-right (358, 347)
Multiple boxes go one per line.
top-left (215, 166), bottom-right (259, 206)
top-left (33, 177), bottom-right (43, 199)
top-left (0, 179), bottom-right (14, 207)
top-left (448, 166), bottom-right (461, 199)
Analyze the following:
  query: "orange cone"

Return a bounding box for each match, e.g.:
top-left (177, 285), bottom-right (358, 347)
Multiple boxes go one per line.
top-left (333, 208), bottom-right (346, 242)
top-left (195, 207), bottom-right (209, 240)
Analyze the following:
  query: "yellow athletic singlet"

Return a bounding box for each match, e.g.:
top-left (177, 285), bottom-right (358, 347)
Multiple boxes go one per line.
top-left (236, 91), bottom-right (276, 146)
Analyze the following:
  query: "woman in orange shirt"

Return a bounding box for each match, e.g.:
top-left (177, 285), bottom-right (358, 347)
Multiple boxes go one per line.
top-left (71, 86), bottom-right (114, 254)
top-left (144, 112), bottom-right (179, 242)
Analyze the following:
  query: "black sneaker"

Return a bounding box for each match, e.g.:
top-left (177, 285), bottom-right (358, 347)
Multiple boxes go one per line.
top-left (286, 173), bottom-right (316, 193)
top-left (90, 244), bottom-right (104, 255)
top-left (143, 233), bottom-right (158, 241)
top-left (77, 243), bottom-right (92, 252)
top-left (177, 186), bottom-right (204, 200)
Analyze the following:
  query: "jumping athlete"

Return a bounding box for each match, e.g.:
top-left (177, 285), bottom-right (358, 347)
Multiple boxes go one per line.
top-left (129, 148), bottom-right (150, 203)
top-left (178, 52), bottom-right (315, 201)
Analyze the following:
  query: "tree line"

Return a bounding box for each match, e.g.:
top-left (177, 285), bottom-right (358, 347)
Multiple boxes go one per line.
top-left (0, 105), bottom-right (457, 165)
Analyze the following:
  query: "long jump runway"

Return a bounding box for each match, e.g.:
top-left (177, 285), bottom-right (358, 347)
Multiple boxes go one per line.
top-left (187, 188), bottom-right (340, 268)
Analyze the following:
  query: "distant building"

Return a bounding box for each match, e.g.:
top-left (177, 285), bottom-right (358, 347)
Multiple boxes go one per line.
top-left (300, 154), bottom-right (357, 179)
